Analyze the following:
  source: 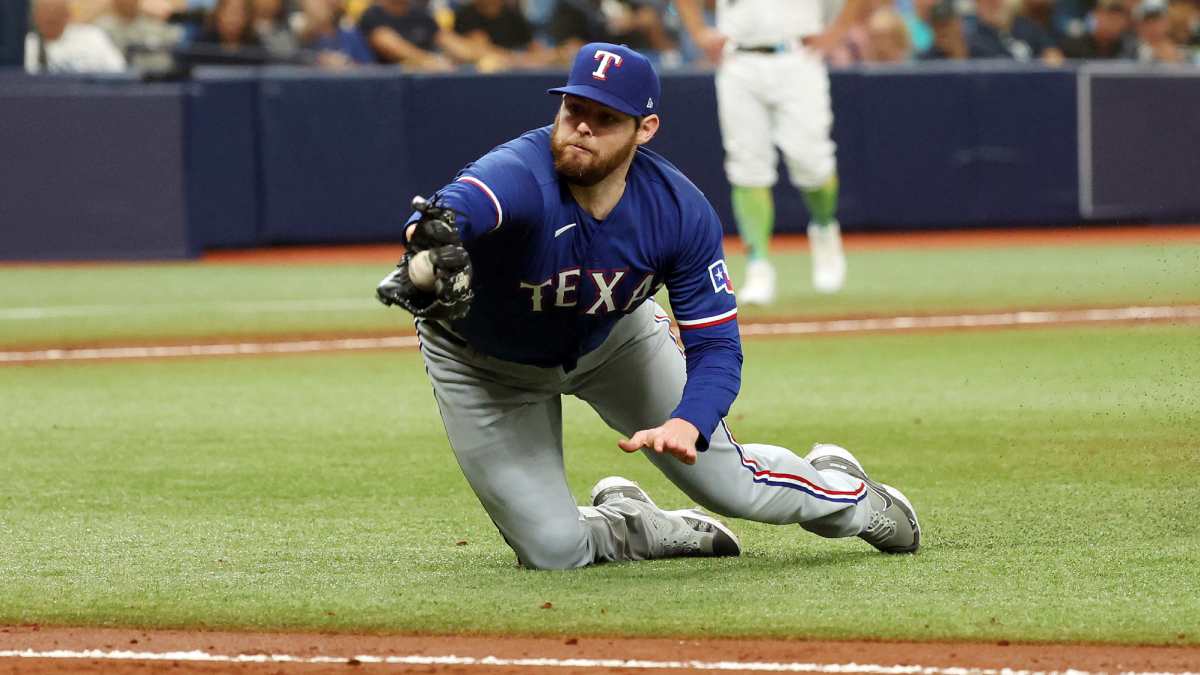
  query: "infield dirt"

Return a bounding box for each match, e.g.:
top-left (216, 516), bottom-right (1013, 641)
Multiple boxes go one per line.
top-left (3, 625), bottom-right (1200, 674)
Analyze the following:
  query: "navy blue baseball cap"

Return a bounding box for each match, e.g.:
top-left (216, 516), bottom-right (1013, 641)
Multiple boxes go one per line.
top-left (547, 42), bottom-right (661, 118)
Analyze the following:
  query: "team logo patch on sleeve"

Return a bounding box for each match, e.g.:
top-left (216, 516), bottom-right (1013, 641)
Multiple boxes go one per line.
top-left (708, 260), bottom-right (734, 294)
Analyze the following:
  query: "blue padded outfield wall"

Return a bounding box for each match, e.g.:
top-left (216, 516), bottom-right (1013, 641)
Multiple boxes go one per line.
top-left (187, 69), bottom-right (261, 249)
top-left (1, 64), bottom-right (1197, 260)
top-left (0, 78), bottom-right (192, 260)
top-left (1083, 66), bottom-right (1200, 221)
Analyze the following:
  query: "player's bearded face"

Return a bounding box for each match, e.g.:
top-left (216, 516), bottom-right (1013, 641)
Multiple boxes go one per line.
top-left (551, 98), bottom-right (639, 187)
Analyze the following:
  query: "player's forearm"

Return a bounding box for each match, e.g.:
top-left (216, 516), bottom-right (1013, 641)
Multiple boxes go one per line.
top-left (671, 336), bottom-right (743, 450)
top-left (673, 0), bottom-right (710, 40)
top-left (427, 179), bottom-right (504, 242)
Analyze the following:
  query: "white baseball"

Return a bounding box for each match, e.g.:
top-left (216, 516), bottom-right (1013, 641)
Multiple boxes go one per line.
top-left (408, 250), bottom-right (436, 290)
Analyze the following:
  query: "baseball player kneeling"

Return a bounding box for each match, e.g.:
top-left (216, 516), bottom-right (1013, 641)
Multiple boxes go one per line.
top-left (376, 42), bottom-right (919, 570)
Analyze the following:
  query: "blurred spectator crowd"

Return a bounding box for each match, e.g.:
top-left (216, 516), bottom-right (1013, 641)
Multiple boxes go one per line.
top-left (22, 0), bottom-right (1200, 75)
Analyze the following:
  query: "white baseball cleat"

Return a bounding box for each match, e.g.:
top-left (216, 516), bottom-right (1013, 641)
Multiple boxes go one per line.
top-left (738, 259), bottom-right (776, 305)
top-left (590, 476), bottom-right (742, 557)
top-left (808, 221), bottom-right (846, 293)
top-left (591, 475), bottom-right (661, 509)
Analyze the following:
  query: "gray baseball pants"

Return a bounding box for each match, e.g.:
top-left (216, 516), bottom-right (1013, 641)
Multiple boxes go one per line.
top-left (416, 301), bottom-right (870, 570)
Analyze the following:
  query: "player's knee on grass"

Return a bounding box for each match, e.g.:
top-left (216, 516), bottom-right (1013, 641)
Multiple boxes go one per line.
top-left (510, 521), bottom-right (591, 571)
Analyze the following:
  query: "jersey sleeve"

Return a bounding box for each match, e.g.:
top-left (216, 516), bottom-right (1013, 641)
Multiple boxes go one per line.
top-left (406, 143), bottom-right (544, 243)
top-left (664, 203), bottom-right (742, 450)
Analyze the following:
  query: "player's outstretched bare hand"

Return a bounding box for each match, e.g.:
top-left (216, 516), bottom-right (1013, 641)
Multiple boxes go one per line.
top-left (619, 418), bottom-right (700, 465)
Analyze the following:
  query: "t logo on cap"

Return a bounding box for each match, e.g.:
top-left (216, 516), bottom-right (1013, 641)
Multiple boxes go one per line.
top-left (546, 42), bottom-right (662, 118)
top-left (591, 50), bottom-right (623, 80)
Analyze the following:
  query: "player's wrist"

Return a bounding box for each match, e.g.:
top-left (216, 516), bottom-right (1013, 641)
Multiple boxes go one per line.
top-left (668, 417), bottom-right (701, 442)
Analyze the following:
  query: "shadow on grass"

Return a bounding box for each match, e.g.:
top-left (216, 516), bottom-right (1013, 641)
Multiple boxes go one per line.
top-left (743, 548), bottom-right (885, 570)
top-left (573, 547), bottom-right (882, 581)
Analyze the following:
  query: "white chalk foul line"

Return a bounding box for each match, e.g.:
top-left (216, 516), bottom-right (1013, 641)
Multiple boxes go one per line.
top-left (0, 336), bottom-right (421, 363)
top-left (737, 305), bottom-right (1200, 337)
top-left (0, 649), bottom-right (1195, 675)
top-left (0, 298), bottom-right (374, 320)
top-left (2, 305), bottom-right (1198, 365)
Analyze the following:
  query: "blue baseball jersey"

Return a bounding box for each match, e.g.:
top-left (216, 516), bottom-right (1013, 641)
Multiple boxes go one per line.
top-left (419, 126), bottom-right (742, 446)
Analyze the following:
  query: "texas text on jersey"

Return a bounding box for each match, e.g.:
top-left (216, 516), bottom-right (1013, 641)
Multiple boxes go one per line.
top-left (411, 125), bottom-right (742, 448)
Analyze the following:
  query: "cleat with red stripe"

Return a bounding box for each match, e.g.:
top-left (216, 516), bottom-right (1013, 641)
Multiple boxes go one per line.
top-left (804, 444), bottom-right (921, 554)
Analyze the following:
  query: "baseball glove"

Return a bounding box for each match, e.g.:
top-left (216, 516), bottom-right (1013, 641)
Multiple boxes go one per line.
top-left (375, 195), bottom-right (474, 320)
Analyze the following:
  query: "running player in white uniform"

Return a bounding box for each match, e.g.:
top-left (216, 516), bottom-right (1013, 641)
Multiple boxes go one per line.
top-left (676, 0), bottom-right (868, 302)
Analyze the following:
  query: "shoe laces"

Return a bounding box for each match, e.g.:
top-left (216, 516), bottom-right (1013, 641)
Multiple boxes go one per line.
top-left (646, 512), bottom-right (704, 555)
top-left (860, 508), bottom-right (897, 546)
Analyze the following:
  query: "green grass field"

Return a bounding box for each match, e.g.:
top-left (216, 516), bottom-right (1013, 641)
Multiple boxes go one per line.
top-left (1, 241), bottom-right (1198, 645)
top-left (2, 242), bottom-right (1198, 346)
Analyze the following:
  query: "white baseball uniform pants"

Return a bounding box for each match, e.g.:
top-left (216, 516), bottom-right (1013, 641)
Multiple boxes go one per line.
top-left (716, 49), bottom-right (837, 189)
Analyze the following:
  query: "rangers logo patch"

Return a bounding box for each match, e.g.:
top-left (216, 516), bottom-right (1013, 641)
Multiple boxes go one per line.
top-left (591, 50), bottom-right (623, 80)
top-left (708, 260), bottom-right (734, 294)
